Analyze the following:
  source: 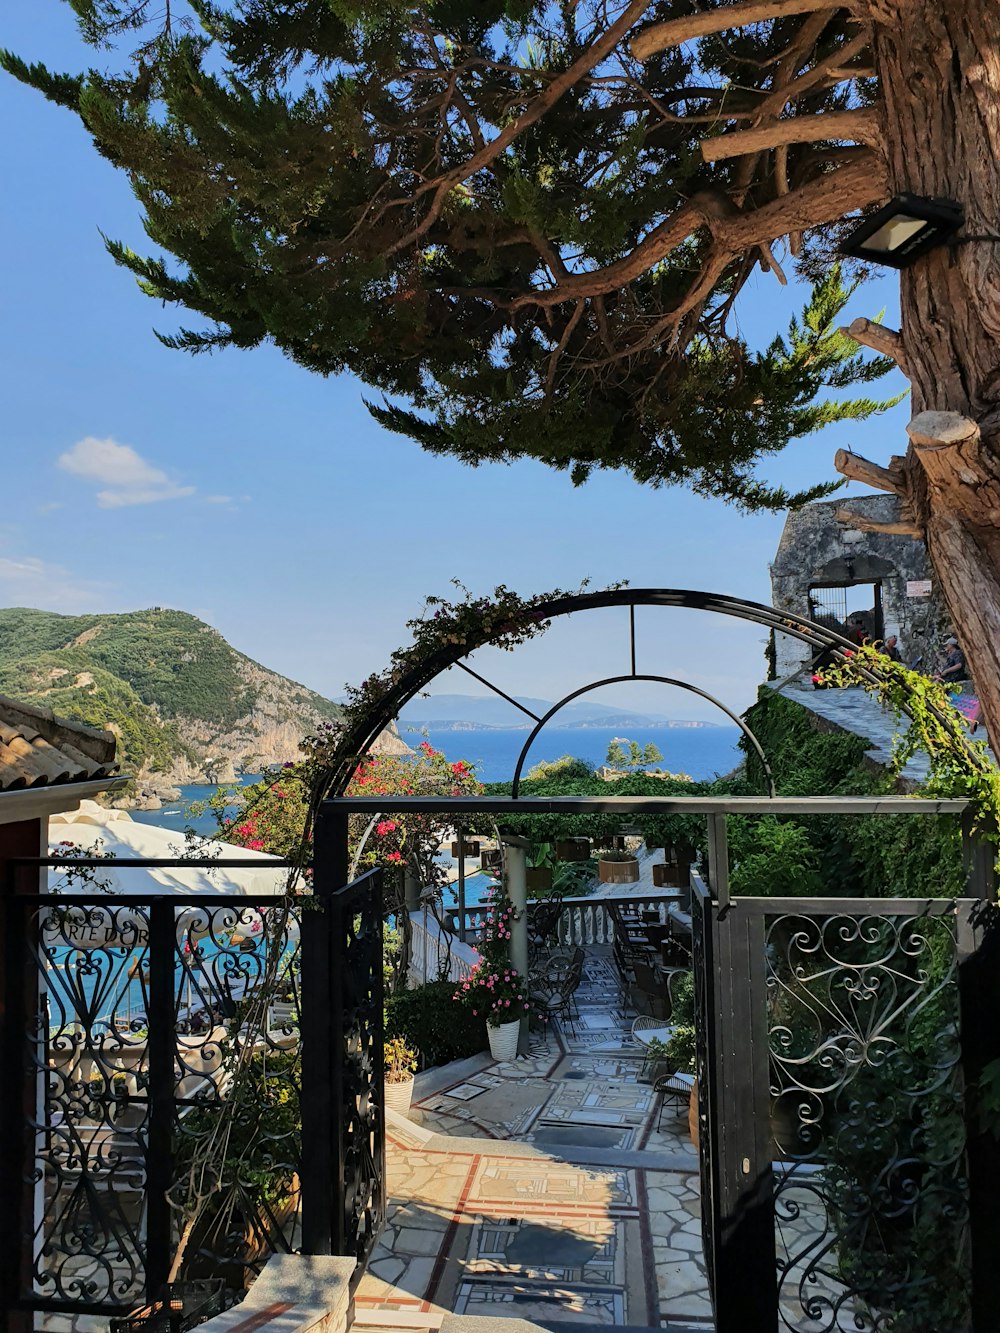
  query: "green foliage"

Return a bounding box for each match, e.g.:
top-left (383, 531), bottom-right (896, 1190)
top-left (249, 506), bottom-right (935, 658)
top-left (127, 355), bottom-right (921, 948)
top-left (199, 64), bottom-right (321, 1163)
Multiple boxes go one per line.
top-left (176, 1045), bottom-right (300, 1209)
top-left (386, 980), bottom-right (487, 1068)
top-left (728, 817), bottom-right (824, 898)
top-left (605, 737), bottom-right (663, 771)
top-left (2, 9), bottom-right (899, 508)
top-left (0, 606), bottom-right (341, 775)
top-left (383, 1034), bottom-right (417, 1083)
top-left (524, 754), bottom-right (594, 782)
top-left (663, 1026), bottom-right (696, 1076)
top-left (737, 689), bottom-right (966, 900)
top-left (0, 649), bottom-right (188, 774)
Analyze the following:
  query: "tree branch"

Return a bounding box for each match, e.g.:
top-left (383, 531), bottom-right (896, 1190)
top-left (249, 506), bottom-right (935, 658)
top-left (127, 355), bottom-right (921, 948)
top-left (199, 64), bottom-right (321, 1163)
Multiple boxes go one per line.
top-left (387, 0), bottom-right (652, 255)
top-left (511, 153), bottom-right (885, 311)
top-left (631, 0), bottom-right (843, 62)
top-left (841, 316), bottom-right (909, 374)
top-left (834, 508), bottom-right (923, 537)
top-left (753, 29), bottom-right (871, 121)
top-left (701, 108), bottom-right (878, 163)
top-left (833, 448), bottom-right (904, 493)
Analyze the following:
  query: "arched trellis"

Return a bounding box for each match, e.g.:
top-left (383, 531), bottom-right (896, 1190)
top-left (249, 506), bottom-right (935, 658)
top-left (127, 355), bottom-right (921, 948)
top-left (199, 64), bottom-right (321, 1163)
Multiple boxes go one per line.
top-left (508, 674), bottom-right (776, 798)
top-left (321, 587), bottom-right (976, 797)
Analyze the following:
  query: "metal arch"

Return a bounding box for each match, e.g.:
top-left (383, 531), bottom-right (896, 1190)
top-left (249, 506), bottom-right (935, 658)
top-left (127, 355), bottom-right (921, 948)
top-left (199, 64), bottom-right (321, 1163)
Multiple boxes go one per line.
top-left (326, 587), bottom-right (975, 796)
top-left (509, 675), bottom-right (776, 799)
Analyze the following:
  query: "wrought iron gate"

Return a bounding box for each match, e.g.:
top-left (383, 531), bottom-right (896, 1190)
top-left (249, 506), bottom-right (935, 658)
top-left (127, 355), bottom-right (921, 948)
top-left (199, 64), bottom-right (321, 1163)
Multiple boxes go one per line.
top-left (693, 879), bottom-right (1000, 1333)
top-left (0, 860), bottom-right (385, 1327)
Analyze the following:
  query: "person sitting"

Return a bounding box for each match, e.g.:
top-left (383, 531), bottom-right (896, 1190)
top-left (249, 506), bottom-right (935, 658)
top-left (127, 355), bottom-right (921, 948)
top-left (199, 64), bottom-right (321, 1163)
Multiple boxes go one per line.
top-left (883, 634), bottom-right (902, 663)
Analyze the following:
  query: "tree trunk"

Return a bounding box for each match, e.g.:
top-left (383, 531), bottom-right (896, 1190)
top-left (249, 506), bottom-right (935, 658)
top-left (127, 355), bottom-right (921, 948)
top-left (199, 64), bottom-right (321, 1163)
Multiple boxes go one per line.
top-left (870, 0), bottom-right (1000, 735)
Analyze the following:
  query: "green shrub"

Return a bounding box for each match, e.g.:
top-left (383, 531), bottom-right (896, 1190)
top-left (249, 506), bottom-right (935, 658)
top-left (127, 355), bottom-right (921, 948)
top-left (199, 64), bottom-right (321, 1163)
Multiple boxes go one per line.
top-left (386, 981), bottom-right (487, 1068)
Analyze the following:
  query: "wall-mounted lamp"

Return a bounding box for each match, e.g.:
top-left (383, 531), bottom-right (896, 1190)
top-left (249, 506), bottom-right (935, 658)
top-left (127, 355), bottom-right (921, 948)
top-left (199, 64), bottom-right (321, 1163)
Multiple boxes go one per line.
top-left (839, 194), bottom-right (965, 269)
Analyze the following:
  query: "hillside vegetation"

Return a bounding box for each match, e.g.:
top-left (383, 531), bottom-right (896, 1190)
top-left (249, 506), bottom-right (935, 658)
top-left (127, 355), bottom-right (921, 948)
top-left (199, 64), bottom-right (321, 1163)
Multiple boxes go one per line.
top-left (0, 607), bottom-right (342, 783)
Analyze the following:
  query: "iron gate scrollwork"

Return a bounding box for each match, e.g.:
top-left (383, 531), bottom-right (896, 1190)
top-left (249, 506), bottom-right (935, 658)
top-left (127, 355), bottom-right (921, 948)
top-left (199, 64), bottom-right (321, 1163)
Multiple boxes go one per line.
top-left (766, 905), bottom-right (970, 1333)
top-left (328, 868), bottom-right (385, 1266)
top-left (694, 886), bottom-right (990, 1333)
top-left (1, 881), bottom-right (304, 1321)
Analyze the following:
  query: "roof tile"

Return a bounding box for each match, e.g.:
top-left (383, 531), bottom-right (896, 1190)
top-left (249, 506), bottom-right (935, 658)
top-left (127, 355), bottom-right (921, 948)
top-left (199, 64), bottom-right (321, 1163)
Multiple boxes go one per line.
top-left (0, 695), bottom-right (118, 791)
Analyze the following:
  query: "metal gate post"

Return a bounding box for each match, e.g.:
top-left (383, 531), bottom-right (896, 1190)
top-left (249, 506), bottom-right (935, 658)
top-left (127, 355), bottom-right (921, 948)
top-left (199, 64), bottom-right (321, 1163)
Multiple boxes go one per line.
top-left (146, 900), bottom-right (176, 1298)
top-left (0, 891), bottom-right (30, 1333)
top-left (696, 844), bottom-right (778, 1333)
top-left (957, 889), bottom-right (1000, 1332)
top-left (300, 806), bottom-right (346, 1254)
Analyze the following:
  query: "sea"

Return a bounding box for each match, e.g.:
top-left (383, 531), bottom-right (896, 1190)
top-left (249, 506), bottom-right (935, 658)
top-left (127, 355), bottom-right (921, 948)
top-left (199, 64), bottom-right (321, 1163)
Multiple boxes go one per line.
top-left (132, 725), bottom-right (743, 838)
top-left (403, 723), bottom-right (744, 786)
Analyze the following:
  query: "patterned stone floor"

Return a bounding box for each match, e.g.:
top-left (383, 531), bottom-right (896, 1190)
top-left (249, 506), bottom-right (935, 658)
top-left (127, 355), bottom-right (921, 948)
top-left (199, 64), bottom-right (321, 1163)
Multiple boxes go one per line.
top-left (356, 949), bottom-right (713, 1329)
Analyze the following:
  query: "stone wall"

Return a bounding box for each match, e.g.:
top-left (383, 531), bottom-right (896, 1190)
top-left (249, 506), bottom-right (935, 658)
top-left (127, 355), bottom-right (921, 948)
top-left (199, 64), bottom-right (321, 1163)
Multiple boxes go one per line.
top-left (769, 495), bottom-right (950, 677)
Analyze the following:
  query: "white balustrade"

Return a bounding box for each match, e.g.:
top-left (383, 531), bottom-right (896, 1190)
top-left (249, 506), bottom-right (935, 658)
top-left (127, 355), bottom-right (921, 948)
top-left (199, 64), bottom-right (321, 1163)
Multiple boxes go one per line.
top-left (407, 909), bottom-right (479, 987)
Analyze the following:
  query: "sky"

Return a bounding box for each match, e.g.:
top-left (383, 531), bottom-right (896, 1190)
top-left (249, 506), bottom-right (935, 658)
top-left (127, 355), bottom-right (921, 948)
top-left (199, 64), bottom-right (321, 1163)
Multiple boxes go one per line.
top-left (0, 6), bottom-right (911, 723)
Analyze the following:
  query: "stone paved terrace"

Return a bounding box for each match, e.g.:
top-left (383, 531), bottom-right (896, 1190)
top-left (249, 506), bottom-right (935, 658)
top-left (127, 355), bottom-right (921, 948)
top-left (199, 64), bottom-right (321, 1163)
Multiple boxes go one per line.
top-left (356, 948), bottom-right (711, 1331)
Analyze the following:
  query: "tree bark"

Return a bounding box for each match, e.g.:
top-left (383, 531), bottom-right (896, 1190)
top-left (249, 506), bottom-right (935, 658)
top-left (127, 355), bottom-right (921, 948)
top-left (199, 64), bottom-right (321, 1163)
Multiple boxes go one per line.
top-left (869, 0), bottom-right (1000, 736)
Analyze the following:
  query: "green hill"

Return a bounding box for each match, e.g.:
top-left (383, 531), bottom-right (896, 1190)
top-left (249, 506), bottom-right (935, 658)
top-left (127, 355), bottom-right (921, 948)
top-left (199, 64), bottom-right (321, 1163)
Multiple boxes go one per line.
top-left (0, 607), bottom-right (343, 783)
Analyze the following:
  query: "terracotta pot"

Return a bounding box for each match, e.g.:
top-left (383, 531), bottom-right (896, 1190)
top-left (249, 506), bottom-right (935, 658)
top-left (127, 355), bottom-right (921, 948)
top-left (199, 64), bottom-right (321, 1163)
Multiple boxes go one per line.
top-left (555, 838), bottom-right (590, 861)
top-left (598, 857), bottom-right (640, 884)
top-left (488, 1019), bottom-right (520, 1062)
top-left (688, 1080), bottom-right (700, 1150)
top-left (526, 866), bottom-right (553, 892)
top-left (384, 1076), bottom-right (415, 1116)
top-left (451, 840), bottom-right (480, 858)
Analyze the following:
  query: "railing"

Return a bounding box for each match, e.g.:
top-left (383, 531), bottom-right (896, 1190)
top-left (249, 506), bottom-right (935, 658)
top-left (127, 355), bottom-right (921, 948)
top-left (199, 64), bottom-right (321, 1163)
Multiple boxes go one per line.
top-left (408, 907), bottom-right (479, 986)
top-left (442, 888), bottom-right (688, 948)
top-left (0, 855), bottom-right (384, 1325)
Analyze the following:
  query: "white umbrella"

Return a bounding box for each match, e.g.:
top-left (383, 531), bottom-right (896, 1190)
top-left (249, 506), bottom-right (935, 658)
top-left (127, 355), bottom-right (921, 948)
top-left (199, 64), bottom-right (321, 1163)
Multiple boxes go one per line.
top-left (48, 801), bottom-right (288, 897)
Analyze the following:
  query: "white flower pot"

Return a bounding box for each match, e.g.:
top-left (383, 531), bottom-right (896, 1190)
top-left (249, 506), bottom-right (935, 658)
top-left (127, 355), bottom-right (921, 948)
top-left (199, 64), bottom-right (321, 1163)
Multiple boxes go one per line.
top-left (488, 1019), bottom-right (520, 1062)
top-left (384, 1076), bottom-right (414, 1116)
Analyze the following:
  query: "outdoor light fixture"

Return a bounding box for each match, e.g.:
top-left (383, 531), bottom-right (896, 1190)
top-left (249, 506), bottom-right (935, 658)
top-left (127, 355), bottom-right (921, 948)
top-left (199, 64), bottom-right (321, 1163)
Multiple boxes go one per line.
top-left (839, 193), bottom-right (965, 268)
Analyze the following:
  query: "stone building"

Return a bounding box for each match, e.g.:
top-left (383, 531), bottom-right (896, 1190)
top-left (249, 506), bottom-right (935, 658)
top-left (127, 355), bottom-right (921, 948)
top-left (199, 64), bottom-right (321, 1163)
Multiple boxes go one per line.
top-left (769, 494), bottom-right (949, 678)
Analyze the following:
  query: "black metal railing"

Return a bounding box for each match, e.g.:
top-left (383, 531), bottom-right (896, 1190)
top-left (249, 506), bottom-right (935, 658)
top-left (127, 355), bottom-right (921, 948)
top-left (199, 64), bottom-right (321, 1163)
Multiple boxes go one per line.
top-left (693, 879), bottom-right (1000, 1333)
top-left (0, 857), bottom-right (386, 1325)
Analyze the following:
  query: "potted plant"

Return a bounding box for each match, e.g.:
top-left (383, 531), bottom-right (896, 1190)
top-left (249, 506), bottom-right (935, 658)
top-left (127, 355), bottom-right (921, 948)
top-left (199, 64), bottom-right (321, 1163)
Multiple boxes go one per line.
top-left (383, 1036), bottom-right (418, 1115)
top-left (555, 837), bottom-right (590, 861)
top-left (453, 962), bottom-right (529, 1062)
top-left (526, 842), bottom-right (555, 894)
top-left (598, 850), bottom-right (640, 884)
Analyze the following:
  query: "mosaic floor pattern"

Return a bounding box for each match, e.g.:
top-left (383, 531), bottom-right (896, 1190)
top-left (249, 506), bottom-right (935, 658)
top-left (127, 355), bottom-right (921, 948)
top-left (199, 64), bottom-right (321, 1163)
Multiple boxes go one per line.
top-left (357, 948), bottom-right (710, 1328)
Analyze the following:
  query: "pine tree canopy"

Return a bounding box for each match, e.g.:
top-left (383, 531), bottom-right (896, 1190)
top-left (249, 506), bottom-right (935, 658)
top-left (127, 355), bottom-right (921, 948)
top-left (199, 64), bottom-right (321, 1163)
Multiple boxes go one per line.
top-left (3, 1), bottom-right (902, 508)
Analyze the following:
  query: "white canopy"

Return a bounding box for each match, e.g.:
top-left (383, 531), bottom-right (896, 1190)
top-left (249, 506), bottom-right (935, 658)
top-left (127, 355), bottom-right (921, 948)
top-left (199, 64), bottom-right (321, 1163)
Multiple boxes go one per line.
top-left (48, 801), bottom-right (288, 898)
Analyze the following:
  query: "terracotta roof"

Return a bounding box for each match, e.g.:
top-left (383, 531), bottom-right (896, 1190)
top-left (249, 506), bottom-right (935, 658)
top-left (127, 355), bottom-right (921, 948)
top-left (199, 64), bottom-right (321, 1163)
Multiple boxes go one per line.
top-left (0, 695), bottom-right (118, 791)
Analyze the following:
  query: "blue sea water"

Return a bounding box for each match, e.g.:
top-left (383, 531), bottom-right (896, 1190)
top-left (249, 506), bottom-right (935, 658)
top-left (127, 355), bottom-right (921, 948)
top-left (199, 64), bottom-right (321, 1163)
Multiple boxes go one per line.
top-left (403, 723), bottom-right (744, 785)
top-left (126, 726), bottom-right (743, 838)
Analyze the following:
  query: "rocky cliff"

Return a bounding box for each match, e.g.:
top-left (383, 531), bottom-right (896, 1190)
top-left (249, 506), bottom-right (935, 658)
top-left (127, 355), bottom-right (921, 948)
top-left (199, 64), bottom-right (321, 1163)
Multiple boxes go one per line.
top-left (0, 606), bottom-right (406, 796)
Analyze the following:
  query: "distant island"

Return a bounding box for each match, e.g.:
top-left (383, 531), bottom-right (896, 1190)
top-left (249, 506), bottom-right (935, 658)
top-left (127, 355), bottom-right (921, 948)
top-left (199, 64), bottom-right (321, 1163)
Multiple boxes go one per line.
top-left (397, 691), bottom-right (723, 732)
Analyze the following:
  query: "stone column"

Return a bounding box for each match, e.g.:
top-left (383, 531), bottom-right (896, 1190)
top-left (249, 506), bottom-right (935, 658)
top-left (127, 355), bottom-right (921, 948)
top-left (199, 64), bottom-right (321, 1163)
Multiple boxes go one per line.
top-left (403, 864), bottom-right (420, 913)
top-left (501, 836), bottom-right (531, 1055)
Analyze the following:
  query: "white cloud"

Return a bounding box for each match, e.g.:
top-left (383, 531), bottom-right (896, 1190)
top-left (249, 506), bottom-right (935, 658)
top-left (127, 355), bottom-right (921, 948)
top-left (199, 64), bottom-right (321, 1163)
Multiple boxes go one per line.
top-left (0, 556), bottom-right (108, 611)
top-left (58, 436), bottom-right (195, 508)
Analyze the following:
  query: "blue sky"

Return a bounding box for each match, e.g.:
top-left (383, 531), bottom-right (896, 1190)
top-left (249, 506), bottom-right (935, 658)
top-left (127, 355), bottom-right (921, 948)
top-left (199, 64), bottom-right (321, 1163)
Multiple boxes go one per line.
top-left (0, 5), bottom-right (910, 722)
